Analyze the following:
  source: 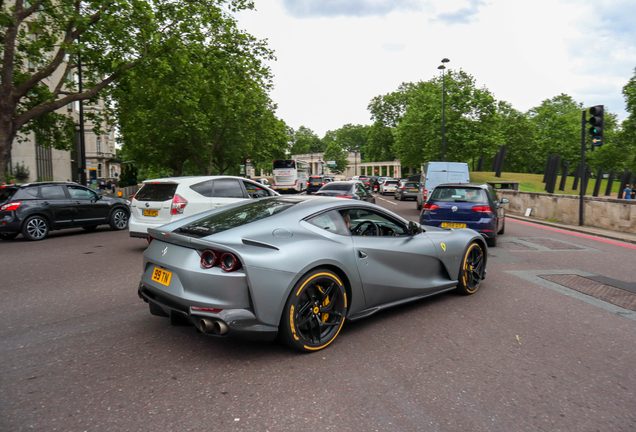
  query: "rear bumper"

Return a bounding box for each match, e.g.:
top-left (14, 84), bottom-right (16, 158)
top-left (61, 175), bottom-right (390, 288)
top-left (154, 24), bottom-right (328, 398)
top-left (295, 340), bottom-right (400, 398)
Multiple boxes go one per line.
top-left (138, 282), bottom-right (278, 342)
top-left (420, 219), bottom-right (497, 238)
top-left (0, 213), bottom-right (21, 233)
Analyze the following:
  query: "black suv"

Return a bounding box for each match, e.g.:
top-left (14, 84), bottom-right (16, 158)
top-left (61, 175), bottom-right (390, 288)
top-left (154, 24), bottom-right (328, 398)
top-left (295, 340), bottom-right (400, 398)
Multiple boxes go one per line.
top-left (0, 181), bottom-right (131, 241)
top-left (307, 176), bottom-right (333, 194)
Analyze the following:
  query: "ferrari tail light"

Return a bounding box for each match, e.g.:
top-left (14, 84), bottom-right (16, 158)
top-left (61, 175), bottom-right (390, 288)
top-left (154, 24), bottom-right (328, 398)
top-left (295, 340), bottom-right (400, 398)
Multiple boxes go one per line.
top-left (472, 205), bottom-right (493, 213)
top-left (171, 194), bottom-right (188, 215)
top-left (221, 252), bottom-right (242, 272)
top-left (201, 250), bottom-right (218, 269)
top-left (422, 203), bottom-right (439, 210)
top-left (1, 201), bottom-right (21, 211)
top-left (147, 235), bottom-right (153, 245)
top-left (337, 195), bottom-right (354, 198)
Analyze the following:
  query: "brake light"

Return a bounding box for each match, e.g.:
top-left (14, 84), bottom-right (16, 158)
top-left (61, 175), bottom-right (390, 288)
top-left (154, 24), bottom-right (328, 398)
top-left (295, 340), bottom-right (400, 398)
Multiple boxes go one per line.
top-left (321, 182), bottom-right (325, 186)
top-left (147, 236), bottom-right (153, 245)
top-left (1, 201), bottom-right (21, 211)
top-left (337, 195), bottom-right (354, 198)
top-left (422, 203), bottom-right (439, 210)
top-left (472, 205), bottom-right (493, 213)
top-left (171, 194), bottom-right (188, 215)
top-left (401, 186), bottom-right (406, 190)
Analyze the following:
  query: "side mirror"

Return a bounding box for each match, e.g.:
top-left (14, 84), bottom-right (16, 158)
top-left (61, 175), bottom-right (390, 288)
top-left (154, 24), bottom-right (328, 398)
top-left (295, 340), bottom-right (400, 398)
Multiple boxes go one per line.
top-left (408, 221), bottom-right (422, 236)
top-left (501, 198), bottom-right (509, 204)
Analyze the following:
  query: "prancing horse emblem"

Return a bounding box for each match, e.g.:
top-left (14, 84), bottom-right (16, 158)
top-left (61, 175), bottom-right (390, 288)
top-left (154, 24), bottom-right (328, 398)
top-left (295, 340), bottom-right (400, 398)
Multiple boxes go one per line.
top-left (161, 247), bottom-right (168, 257)
top-left (452, 206), bottom-right (458, 212)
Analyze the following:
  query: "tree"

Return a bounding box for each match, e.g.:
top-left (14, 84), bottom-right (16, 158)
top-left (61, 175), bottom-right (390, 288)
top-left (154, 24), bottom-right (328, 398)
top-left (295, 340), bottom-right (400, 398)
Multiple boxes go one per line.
top-left (289, 126), bottom-right (322, 154)
top-left (323, 142), bottom-right (348, 175)
top-left (114, 37), bottom-right (287, 177)
top-left (494, 101), bottom-right (538, 173)
top-left (618, 68), bottom-right (636, 172)
top-left (365, 121), bottom-right (395, 162)
top-left (0, 0), bottom-right (255, 178)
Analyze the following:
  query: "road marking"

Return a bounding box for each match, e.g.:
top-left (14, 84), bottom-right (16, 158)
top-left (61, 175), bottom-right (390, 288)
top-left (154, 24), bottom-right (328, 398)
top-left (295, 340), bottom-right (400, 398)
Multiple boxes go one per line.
top-left (509, 219), bottom-right (636, 250)
top-left (375, 196), bottom-right (398, 206)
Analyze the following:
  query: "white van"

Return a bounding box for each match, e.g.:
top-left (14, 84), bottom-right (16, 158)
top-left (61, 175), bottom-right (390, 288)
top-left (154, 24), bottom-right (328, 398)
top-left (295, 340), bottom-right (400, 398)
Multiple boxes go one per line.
top-left (416, 162), bottom-right (470, 210)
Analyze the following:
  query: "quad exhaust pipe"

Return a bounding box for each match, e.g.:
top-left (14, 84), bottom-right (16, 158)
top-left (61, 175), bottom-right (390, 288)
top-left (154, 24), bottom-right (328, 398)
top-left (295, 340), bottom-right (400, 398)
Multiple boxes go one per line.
top-left (199, 318), bottom-right (229, 335)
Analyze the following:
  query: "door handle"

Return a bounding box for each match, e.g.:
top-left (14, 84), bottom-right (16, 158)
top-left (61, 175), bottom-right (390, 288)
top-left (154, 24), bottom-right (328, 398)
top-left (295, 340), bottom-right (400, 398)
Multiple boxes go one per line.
top-left (358, 251), bottom-right (368, 258)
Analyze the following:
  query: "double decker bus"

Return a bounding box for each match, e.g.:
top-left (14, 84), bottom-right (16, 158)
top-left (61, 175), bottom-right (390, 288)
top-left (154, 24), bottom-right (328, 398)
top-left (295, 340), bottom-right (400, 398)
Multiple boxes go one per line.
top-left (272, 159), bottom-right (308, 193)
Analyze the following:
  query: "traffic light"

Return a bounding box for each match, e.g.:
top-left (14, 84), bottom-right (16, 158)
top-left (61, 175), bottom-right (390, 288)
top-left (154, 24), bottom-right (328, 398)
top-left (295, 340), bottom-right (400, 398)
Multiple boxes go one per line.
top-left (588, 105), bottom-right (604, 147)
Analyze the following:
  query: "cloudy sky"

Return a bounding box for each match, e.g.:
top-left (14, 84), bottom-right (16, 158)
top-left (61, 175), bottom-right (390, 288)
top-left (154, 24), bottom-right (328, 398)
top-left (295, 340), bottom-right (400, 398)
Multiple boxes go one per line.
top-left (235, 0), bottom-right (636, 137)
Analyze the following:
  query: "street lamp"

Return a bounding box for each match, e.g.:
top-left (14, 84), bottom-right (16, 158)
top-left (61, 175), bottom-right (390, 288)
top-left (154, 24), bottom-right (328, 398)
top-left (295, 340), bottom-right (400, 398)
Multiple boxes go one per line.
top-left (438, 58), bottom-right (450, 162)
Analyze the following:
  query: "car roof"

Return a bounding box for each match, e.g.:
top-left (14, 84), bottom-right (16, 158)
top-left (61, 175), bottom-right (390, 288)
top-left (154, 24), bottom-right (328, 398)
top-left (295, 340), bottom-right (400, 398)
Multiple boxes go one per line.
top-left (142, 176), bottom-right (258, 185)
top-left (16, 181), bottom-right (81, 188)
top-left (435, 183), bottom-right (489, 189)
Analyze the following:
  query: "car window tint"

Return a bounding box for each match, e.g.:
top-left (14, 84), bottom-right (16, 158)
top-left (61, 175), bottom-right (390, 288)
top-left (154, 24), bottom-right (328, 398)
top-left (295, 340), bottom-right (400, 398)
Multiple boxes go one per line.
top-left (347, 208), bottom-right (408, 236)
top-left (320, 183), bottom-right (352, 191)
top-left (307, 210), bottom-right (350, 236)
top-left (178, 198), bottom-right (298, 238)
top-left (135, 184), bottom-right (178, 201)
top-left (213, 179), bottom-right (245, 198)
top-left (1, 187), bottom-right (21, 200)
top-left (243, 181), bottom-right (270, 199)
top-left (404, 182), bottom-right (419, 188)
top-left (430, 188), bottom-right (486, 203)
top-left (190, 180), bottom-right (214, 197)
top-left (40, 185), bottom-right (67, 200)
top-left (67, 186), bottom-right (96, 200)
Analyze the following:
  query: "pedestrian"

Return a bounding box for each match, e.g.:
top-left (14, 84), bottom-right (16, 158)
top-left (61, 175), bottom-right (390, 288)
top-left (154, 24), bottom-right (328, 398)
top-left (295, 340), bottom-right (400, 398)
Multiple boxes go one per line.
top-left (623, 183), bottom-right (633, 199)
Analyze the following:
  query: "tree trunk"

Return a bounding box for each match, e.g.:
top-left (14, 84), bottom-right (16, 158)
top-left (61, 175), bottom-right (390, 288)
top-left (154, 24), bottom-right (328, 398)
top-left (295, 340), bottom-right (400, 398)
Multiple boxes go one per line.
top-left (0, 114), bottom-right (16, 180)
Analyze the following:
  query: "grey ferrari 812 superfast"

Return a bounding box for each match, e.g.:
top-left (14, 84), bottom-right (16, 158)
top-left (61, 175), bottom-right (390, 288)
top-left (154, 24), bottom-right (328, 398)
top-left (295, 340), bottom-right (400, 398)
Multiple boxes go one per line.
top-left (137, 196), bottom-right (488, 352)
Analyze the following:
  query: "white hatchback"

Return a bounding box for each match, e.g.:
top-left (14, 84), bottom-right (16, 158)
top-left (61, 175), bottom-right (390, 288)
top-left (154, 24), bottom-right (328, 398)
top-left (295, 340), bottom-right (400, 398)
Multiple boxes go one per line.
top-left (379, 180), bottom-right (400, 195)
top-left (128, 176), bottom-right (279, 239)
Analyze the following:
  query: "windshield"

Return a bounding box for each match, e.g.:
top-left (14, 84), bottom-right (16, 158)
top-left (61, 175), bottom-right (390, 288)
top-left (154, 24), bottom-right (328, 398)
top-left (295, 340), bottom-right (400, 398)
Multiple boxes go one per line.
top-left (319, 183), bottom-right (352, 191)
top-left (429, 187), bottom-right (486, 203)
top-left (273, 160), bottom-right (296, 169)
top-left (178, 198), bottom-right (298, 237)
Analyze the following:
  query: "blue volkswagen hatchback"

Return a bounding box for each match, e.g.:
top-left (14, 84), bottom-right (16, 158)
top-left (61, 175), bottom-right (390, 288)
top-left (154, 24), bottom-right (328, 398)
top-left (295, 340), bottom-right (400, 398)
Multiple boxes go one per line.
top-left (419, 183), bottom-right (509, 247)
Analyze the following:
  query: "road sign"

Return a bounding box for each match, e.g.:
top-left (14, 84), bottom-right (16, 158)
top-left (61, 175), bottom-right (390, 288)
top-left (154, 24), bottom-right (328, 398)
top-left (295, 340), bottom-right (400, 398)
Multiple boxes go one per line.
top-left (246, 158), bottom-right (251, 164)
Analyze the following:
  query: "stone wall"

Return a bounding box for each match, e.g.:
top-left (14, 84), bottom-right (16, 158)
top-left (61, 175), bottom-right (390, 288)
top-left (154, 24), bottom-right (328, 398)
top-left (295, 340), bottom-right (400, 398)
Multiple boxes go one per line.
top-left (495, 190), bottom-right (636, 234)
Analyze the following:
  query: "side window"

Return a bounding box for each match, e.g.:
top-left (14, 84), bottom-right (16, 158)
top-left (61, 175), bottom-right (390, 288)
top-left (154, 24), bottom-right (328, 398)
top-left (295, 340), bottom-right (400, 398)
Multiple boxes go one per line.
top-left (40, 185), bottom-right (67, 200)
top-left (347, 208), bottom-right (408, 236)
top-left (67, 186), bottom-right (97, 200)
top-left (307, 210), bottom-right (350, 236)
top-left (243, 181), bottom-right (270, 199)
top-left (487, 186), bottom-right (499, 204)
top-left (212, 179), bottom-right (245, 198)
top-left (12, 187), bottom-right (39, 199)
top-left (190, 180), bottom-right (214, 197)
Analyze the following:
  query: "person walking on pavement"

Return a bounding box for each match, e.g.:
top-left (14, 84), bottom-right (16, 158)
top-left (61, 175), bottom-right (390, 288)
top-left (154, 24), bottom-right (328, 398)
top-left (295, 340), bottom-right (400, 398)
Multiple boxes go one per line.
top-left (622, 183), bottom-right (633, 199)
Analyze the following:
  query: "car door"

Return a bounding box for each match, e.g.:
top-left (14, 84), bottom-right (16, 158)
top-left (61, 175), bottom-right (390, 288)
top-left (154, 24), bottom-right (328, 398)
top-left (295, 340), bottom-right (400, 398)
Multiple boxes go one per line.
top-left (38, 185), bottom-right (74, 228)
top-left (347, 208), bottom-right (442, 307)
top-left (486, 186), bottom-right (504, 230)
top-left (66, 185), bottom-right (110, 226)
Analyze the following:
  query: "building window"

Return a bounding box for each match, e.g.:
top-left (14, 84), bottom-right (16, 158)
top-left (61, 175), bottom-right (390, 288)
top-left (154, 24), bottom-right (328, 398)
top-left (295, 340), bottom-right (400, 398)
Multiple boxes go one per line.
top-left (35, 142), bottom-right (53, 181)
top-left (98, 163), bottom-right (102, 178)
top-left (96, 137), bottom-right (102, 155)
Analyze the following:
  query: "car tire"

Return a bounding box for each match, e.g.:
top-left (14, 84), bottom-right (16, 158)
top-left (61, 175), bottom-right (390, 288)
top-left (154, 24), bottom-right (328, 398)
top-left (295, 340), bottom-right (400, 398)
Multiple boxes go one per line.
top-left (280, 268), bottom-right (348, 353)
top-left (456, 241), bottom-right (485, 295)
top-left (0, 232), bottom-right (19, 240)
top-left (83, 225), bottom-right (98, 232)
top-left (21, 215), bottom-right (49, 241)
top-left (486, 234), bottom-right (497, 247)
top-left (498, 219), bottom-right (505, 235)
top-left (109, 208), bottom-right (129, 230)
top-left (417, 201), bottom-right (422, 211)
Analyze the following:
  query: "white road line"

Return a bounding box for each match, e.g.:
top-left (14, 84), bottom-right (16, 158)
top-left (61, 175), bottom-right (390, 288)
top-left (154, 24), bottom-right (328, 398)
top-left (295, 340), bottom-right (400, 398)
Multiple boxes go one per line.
top-left (376, 196), bottom-right (398, 205)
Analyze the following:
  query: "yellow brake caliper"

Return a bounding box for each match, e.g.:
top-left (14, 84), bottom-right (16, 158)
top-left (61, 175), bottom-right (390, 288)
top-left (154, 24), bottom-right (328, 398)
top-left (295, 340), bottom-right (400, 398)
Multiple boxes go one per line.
top-left (317, 285), bottom-right (330, 322)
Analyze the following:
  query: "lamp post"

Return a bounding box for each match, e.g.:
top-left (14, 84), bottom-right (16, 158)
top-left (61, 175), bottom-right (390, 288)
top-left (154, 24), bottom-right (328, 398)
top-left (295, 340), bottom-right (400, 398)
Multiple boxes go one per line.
top-left (437, 58), bottom-right (450, 162)
top-left (355, 146), bottom-right (358, 177)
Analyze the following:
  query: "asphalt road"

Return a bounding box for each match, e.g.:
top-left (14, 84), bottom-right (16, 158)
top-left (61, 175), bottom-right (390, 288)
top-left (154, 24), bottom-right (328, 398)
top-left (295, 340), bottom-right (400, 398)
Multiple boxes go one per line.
top-left (1, 196), bottom-right (636, 431)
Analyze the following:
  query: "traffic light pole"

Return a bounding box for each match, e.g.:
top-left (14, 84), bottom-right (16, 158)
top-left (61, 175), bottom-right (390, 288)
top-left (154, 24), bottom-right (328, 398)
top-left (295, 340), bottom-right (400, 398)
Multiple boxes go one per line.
top-left (579, 110), bottom-right (585, 226)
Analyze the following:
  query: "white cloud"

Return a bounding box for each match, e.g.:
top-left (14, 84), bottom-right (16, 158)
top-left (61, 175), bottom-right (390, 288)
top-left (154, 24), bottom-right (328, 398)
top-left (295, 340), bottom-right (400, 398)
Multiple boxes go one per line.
top-left (236, 0), bottom-right (634, 137)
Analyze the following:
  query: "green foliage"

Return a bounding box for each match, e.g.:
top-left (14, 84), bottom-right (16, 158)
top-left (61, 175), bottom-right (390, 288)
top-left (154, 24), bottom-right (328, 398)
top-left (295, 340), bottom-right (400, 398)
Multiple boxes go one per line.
top-left (289, 126), bottom-right (323, 154)
top-left (365, 121), bottom-right (395, 162)
top-left (12, 162), bottom-right (30, 183)
top-left (323, 142), bottom-right (349, 175)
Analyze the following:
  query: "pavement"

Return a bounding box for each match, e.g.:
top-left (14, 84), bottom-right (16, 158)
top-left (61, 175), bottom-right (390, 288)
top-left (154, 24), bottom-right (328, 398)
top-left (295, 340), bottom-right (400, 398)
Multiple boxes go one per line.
top-left (507, 213), bottom-right (636, 245)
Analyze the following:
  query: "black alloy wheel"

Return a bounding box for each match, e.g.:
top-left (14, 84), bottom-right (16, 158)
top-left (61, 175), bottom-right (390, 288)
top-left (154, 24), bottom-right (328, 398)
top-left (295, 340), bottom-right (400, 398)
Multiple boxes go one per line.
top-left (109, 209), bottom-right (128, 230)
top-left (0, 232), bottom-right (19, 240)
top-left (456, 241), bottom-right (485, 295)
top-left (21, 215), bottom-right (49, 241)
top-left (281, 269), bottom-right (348, 352)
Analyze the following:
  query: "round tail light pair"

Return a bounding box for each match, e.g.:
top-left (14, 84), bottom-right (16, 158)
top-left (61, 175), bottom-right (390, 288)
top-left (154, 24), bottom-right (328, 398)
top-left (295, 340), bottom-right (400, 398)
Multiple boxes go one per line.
top-left (200, 250), bottom-right (242, 272)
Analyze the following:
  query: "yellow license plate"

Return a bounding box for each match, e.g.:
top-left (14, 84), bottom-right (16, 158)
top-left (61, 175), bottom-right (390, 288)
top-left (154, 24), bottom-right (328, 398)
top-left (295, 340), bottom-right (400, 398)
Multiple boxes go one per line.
top-left (409, 188), bottom-right (418, 191)
top-left (441, 222), bottom-right (466, 228)
top-left (151, 267), bottom-right (172, 286)
top-left (143, 209), bottom-right (159, 217)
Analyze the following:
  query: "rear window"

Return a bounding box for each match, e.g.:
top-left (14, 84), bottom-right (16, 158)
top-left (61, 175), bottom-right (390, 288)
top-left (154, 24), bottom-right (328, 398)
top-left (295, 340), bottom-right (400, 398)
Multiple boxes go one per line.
top-left (429, 187), bottom-right (487, 203)
top-left (135, 184), bottom-right (177, 201)
top-left (404, 182), bottom-right (420, 188)
top-left (385, 181), bottom-right (399, 185)
top-left (0, 187), bottom-right (18, 201)
top-left (319, 183), bottom-right (352, 192)
top-left (178, 198), bottom-right (298, 237)
top-left (274, 160), bottom-right (295, 169)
